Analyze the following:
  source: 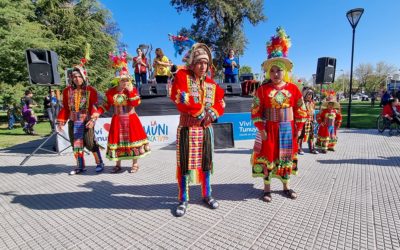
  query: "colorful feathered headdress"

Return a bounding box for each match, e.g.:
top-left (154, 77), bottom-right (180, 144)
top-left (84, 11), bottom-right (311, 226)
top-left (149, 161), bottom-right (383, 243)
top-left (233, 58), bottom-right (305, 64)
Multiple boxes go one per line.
top-left (321, 89), bottom-right (340, 109)
top-left (262, 27), bottom-right (293, 74)
top-left (108, 50), bottom-right (132, 85)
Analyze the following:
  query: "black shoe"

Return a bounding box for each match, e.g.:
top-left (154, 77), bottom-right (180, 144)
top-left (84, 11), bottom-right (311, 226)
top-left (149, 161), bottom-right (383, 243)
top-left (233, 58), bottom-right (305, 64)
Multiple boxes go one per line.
top-left (175, 202), bottom-right (188, 217)
top-left (203, 196), bottom-right (219, 209)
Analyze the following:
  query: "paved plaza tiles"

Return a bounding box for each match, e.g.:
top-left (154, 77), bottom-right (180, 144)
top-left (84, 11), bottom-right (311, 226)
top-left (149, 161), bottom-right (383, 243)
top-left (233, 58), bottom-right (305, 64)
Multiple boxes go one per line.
top-left (0, 129), bottom-right (399, 249)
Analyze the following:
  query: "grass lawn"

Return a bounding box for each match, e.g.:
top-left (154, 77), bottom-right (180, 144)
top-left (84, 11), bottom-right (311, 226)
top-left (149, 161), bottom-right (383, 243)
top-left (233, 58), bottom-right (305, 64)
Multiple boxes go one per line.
top-left (339, 101), bottom-right (381, 129)
top-left (0, 122), bottom-right (52, 149)
top-left (0, 101), bottom-right (380, 149)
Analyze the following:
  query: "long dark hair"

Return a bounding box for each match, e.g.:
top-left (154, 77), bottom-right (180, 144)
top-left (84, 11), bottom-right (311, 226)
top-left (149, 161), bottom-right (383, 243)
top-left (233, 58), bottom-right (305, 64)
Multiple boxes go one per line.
top-left (71, 68), bottom-right (87, 89)
top-left (136, 48), bottom-right (146, 59)
top-left (155, 48), bottom-right (164, 58)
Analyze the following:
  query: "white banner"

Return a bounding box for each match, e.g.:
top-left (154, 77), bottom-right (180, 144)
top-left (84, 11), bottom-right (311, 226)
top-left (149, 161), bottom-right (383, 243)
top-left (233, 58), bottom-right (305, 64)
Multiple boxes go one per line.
top-left (56, 115), bottom-right (180, 153)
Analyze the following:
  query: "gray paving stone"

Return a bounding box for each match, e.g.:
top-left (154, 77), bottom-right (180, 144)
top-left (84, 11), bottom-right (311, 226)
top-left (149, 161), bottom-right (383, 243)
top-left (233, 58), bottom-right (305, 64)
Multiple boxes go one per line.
top-left (0, 129), bottom-right (400, 249)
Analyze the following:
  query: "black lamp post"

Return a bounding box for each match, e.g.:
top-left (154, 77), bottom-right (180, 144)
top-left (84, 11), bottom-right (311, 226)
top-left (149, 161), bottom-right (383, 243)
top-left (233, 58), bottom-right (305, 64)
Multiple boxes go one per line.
top-left (346, 8), bottom-right (364, 128)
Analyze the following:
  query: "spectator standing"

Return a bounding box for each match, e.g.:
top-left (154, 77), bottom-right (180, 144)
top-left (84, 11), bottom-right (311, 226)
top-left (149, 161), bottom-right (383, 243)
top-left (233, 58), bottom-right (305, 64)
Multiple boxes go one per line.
top-left (43, 89), bottom-right (58, 131)
top-left (223, 49), bottom-right (240, 83)
top-left (21, 90), bottom-right (38, 135)
top-left (153, 48), bottom-right (171, 83)
top-left (380, 89), bottom-right (391, 107)
top-left (132, 47), bottom-right (148, 92)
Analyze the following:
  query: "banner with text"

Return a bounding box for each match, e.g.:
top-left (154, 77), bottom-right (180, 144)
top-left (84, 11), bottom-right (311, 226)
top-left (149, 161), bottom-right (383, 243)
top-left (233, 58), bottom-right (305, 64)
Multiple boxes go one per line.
top-left (56, 115), bottom-right (180, 153)
top-left (218, 112), bottom-right (256, 140)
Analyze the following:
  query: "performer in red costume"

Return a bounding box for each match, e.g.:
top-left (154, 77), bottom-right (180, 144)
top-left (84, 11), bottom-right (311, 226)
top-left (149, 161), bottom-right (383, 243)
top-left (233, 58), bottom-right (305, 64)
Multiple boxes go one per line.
top-left (93, 56), bottom-right (150, 173)
top-left (170, 43), bottom-right (225, 217)
top-left (57, 65), bottom-right (105, 175)
top-left (316, 94), bottom-right (342, 153)
top-left (251, 27), bottom-right (307, 202)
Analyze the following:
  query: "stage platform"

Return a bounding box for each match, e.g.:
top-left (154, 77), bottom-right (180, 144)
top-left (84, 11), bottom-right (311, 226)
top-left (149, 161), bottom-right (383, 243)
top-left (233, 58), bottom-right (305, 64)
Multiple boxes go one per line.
top-left (136, 96), bottom-right (253, 116)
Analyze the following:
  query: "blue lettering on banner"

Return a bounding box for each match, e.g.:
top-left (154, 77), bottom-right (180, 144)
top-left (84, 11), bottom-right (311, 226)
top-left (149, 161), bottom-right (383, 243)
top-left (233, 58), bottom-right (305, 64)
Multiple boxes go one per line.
top-left (218, 112), bottom-right (256, 140)
top-left (143, 121), bottom-right (170, 142)
top-left (94, 128), bottom-right (103, 135)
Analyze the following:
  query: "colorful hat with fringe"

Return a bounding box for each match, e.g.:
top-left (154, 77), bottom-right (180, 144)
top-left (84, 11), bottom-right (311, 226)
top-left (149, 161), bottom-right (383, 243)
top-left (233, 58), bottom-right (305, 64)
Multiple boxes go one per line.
top-left (187, 43), bottom-right (212, 66)
top-left (321, 90), bottom-right (340, 109)
top-left (70, 43), bottom-right (91, 85)
top-left (262, 27), bottom-right (293, 73)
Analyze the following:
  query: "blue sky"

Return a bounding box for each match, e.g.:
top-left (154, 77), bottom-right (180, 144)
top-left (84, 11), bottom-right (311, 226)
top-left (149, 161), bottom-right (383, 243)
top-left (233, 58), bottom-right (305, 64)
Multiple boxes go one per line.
top-left (100, 0), bottom-right (399, 81)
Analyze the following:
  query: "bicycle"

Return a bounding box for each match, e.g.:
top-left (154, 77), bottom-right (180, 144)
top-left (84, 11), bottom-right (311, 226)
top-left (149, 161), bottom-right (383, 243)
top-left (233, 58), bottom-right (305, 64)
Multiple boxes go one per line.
top-left (376, 114), bottom-right (400, 135)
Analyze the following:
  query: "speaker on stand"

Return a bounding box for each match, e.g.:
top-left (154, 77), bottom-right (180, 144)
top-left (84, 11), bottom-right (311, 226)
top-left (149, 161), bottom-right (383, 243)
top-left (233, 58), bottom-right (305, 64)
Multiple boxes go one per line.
top-left (316, 57), bottom-right (336, 85)
top-left (316, 57), bottom-right (337, 107)
top-left (20, 49), bottom-right (71, 166)
top-left (26, 49), bottom-right (61, 85)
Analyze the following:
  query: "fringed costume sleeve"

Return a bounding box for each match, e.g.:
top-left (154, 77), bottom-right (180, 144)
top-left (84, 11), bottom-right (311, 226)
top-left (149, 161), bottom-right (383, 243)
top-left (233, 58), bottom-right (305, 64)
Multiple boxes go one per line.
top-left (335, 111), bottom-right (342, 128)
top-left (292, 85), bottom-right (307, 133)
top-left (127, 88), bottom-right (141, 107)
top-left (96, 89), bottom-right (112, 115)
top-left (170, 70), bottom-right (204, 119)
top-left (57, 87), bottom-right (71, 124)
top-left (207, 84), bottom-right (225, 121)
top-left (251, 87), bottom-right (266, 131)
top-left (87, 86), bottom-right (99, 116)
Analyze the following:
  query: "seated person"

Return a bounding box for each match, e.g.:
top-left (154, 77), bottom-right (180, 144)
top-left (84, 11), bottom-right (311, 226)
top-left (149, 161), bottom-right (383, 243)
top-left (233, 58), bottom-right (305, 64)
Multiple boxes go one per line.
top-left (382, 98), bottom-right (400, 125)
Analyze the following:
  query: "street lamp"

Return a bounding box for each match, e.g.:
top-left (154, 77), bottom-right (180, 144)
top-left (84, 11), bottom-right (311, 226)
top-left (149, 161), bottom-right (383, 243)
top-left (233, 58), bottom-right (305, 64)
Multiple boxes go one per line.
top-left (339, 69), bottom-right (344, 96)
top-left (346, 8), bottom-right (364, 128)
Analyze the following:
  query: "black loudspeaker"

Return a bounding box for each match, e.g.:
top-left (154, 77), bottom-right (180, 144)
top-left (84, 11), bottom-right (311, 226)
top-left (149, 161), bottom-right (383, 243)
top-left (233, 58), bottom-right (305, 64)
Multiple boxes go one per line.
top-left (316, 57), bottom-right (336, 84)
top-left (213, 123), bottom-right (234, 149)
top-left (140, 83), bottom-right (168, 97)
top-left (219, 83), bottom-right (242, 96)
top-left (25, 49), bottom-right (61, 85)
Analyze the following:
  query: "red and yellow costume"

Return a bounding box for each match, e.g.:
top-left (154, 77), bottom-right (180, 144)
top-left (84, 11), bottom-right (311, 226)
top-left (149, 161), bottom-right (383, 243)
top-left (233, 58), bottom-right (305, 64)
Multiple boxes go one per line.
top-left (97, 86), bottom-right (150, 161)
top-left (57, 84), bottom-right (103, 169)
top-left (171, 68), bottom-right (225, 201)
top-left (251, 82), bottom-right (307, 184)
top-left (316, 107), bottom-right (342, 151)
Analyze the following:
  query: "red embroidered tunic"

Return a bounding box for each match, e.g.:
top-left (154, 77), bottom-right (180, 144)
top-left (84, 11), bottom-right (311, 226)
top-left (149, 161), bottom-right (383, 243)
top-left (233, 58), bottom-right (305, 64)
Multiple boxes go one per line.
top-left (170, 69), bottom-right (225, 182)
top-left (57, 85), bottom-right (98, 123)
top-left (316, 108), bottom-right (342, 138)
top-left (170, 69), bottom-right (225, 125)
top-left (97, 87), bottom-right (150, 161)
top-left (251, 82), bottom-right (307, 181)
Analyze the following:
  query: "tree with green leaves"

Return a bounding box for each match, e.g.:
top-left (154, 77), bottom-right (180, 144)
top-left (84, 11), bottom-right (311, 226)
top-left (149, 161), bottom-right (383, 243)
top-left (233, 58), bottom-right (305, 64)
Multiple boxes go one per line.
top-left (33, 0), bottom-right (118, 90)
top-left (0, 0), bottom-right (58, 85)
top-left (171, 0), bottom-right (266, 71)
top-left (0, 0), bottom-right (121, 108)
top-left (240, 65), bottom-right (252, 74)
